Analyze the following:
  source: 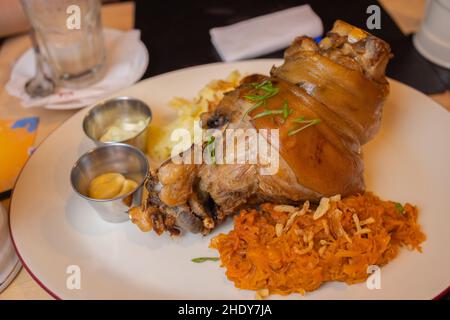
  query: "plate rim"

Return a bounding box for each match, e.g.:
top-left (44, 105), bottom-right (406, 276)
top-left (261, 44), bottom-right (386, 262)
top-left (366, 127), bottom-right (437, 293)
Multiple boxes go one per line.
top-left (7, 59), bottom-right (450, 300)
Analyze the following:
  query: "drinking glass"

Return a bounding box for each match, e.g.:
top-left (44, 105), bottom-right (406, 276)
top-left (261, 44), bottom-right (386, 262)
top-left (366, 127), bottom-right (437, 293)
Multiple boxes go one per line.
top-left (21, 0), bottom-right (106, 88)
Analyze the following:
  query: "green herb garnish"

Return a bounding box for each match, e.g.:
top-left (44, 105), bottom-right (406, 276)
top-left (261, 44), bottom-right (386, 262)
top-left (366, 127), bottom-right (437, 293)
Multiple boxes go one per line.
top-left (242, 100), bottom-right (264, 120)
top-left (281, 100), bottom-right (292, 122)
top-left (253, 79), bottom-right (271, 89)
top-left (252, 100), bottom-right (293, 123)
top-left (191, 257), bottom-right (220, 263)
top-left (206, 135), bottom-right (216, 164)
top-left (244, 80), bottom-right (269, 89)
top-left (288, 117), bottom-right (321, 136)
top-left (252, 108), bottom-right (284, 120)
top-left (395, 202), bottom-right (405, 214)
top-left (244, 88), bottom-right (279, 101)
top-left (242, 80), bottom-right (279, 120)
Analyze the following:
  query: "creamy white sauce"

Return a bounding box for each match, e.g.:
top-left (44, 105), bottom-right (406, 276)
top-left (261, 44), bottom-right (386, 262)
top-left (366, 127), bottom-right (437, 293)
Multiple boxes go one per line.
top-left (100, 118), bottom-right (149, 142)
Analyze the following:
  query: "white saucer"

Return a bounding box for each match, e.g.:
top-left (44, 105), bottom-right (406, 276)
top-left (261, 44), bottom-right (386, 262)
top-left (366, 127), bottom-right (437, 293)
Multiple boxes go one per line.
top-left (0, 204), bottom-right (21, 293)
top-left (6, 28), bottom-right (149, 110)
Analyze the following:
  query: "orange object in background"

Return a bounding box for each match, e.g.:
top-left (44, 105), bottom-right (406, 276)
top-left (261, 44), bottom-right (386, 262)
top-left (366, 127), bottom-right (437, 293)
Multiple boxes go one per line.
top-left (0, 117), bottom-right (38, 193)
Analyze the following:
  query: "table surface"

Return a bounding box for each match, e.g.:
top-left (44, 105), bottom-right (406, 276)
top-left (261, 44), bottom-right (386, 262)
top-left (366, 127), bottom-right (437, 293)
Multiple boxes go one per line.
top-left (0, 0), bottom-right (449, 300)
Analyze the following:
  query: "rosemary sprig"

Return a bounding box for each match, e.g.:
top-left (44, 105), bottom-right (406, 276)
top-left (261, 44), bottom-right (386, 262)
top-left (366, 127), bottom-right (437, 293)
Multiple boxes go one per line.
top-left (288, 117), bottom-right (321, 136)
top-left (191, 257), bottom-right (220, 263)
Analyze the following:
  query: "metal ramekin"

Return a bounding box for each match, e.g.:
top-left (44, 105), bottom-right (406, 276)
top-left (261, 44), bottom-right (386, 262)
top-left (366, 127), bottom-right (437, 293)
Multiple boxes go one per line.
top-left (82, 96), bottom-right (152, 153)
top-left (70, 143), bottom-right (149, 223)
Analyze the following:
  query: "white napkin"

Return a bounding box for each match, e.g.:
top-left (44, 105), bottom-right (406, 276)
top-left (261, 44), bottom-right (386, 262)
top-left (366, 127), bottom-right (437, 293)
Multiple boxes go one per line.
top-left (210, 4), bottom-right (323, 62)
top-left (6, 29), bottom-right (149, 110)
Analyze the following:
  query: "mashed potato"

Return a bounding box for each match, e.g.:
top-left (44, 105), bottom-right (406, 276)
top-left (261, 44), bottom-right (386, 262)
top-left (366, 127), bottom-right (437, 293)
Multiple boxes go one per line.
top-left (146, 71), bottom-right (242, 162)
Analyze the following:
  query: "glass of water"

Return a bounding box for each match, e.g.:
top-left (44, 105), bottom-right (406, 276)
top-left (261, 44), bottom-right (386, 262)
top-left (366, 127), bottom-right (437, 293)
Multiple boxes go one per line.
top-left (21, 0), bottom-right (106, 88)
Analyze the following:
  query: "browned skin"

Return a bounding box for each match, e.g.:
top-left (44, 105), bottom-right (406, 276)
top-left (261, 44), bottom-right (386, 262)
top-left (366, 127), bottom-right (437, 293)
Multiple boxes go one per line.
top-left (246, 77), bottom-right (363, 197)
top-left (130, 20), bottom-right (391, 236)
top-left (273, 20), bottom-right (391, 145)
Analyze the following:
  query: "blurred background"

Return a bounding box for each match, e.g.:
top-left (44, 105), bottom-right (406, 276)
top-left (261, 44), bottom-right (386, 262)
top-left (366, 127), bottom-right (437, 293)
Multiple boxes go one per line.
top-left (0, 0), bottom-right (449, 94)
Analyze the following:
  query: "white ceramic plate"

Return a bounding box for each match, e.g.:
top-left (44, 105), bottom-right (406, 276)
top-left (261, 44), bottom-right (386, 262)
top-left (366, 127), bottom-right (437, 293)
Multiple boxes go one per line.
top-left (9, 60), bottom-right (450, 299)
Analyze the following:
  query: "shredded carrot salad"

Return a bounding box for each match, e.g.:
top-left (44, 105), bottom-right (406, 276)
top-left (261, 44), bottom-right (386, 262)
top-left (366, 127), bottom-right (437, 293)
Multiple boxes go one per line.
top-left (210, 193), bottom-right (425, 296)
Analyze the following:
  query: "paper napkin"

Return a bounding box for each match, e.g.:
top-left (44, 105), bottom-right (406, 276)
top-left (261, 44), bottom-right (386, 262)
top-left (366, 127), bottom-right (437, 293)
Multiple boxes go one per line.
top-left (210, 4), bottom-right (323, 62)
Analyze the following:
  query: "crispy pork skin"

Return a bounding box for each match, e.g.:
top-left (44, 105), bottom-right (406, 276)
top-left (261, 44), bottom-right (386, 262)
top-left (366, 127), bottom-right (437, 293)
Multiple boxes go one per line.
top-left (131, 20), bottom-right (391, 235)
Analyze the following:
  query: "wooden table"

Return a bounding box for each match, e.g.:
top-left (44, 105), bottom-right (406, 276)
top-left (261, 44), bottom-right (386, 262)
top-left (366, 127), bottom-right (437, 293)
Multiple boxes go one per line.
top-left (0, 0), bottom-right (448, 300)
